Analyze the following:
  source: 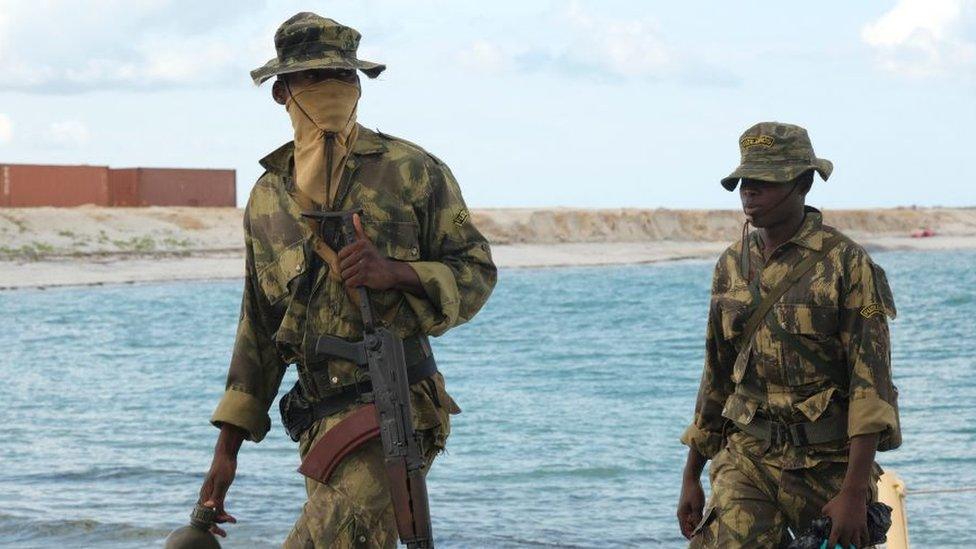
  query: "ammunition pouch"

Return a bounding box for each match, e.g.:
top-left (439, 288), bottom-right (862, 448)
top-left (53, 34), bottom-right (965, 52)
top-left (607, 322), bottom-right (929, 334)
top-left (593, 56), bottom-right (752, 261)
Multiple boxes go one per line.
top-left (280, 334), bottom-right (438, 442)
top-left (734, 411), bottom-right (848, 447)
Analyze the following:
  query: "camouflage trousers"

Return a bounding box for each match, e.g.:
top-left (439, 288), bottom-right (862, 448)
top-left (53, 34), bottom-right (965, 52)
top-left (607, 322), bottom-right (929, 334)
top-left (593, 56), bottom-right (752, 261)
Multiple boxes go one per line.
top-left (283, 407), bottom-right (446, 549)
top-left (690, 447), bottom-right (878, 549)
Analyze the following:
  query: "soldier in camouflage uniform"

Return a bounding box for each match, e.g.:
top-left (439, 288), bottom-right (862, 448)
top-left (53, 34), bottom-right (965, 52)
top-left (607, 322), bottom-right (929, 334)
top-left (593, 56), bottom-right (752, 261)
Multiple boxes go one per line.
top-left (676, 122), bottom-right (901, 548)
top-left (196, 13), bottom-right (496, 548)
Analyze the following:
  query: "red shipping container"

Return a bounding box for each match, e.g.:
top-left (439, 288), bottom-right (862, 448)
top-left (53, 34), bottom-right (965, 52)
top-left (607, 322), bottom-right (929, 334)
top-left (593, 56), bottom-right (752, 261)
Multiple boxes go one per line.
top-left (1, 163), bottom-right (110, 207)
top-left (107, 168), bottom-right (139, 207)
top-left (110, 168), bottom-right (236, 207)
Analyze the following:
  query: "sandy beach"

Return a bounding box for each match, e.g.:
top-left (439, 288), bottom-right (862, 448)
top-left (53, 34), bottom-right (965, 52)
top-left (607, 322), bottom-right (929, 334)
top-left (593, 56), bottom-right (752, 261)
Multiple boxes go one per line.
top-left (2, 206), bottom-right (974, 289)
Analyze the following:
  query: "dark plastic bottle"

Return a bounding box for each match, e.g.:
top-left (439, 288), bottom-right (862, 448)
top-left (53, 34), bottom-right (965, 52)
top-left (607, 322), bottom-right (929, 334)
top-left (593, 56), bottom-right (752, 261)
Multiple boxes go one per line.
top-left (164, 504), bottom-right (222, 549)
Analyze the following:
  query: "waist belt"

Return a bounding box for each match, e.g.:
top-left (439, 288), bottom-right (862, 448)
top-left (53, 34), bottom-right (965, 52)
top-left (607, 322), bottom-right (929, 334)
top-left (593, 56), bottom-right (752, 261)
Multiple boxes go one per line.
top-left (281, 335), bottom-right (438, 442)
top-left (734, 412), bottom-right (848, 447)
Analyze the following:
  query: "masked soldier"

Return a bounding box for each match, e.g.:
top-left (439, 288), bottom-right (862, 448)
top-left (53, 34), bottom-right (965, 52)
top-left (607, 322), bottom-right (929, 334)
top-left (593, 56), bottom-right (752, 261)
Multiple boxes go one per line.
top-left (196, 13), bottom-right (496, 548)
top-left (676, 122), bottom-right (901, 548)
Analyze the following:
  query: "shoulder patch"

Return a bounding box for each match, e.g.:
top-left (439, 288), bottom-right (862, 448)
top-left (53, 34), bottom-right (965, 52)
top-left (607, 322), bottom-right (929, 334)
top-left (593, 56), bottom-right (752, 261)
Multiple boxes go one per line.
top-left (859, 303), bottom-right (885, 319)
top-left (453, 209), bottom-right (470, 227)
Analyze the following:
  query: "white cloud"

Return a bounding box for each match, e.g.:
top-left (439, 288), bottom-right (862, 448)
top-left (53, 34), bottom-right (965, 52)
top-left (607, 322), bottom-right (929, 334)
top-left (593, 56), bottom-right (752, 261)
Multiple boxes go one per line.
top-left (0, 0), bottom-right (266, 93)
top-left (0, 113), bottom-right (12, 144)
top-left (561, 1), bottom-right (672, 79)
top-left (459, 2), bottom-right (736, 85)
top-left (862, 0), bottom-right (976, 77)
top-left (45, 120), bottom-right (91, 148)
top-left (457, 39), bottom-right (513, 74)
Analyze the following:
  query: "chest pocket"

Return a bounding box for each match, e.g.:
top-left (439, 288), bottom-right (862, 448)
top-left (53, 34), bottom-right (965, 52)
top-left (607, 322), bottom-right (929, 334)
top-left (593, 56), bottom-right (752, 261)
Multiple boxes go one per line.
top-left (772, 303), bottom-right (844, 386)
top-left (358, 220), bottom-right (423, 325)
top-left (257, 241), bottom-right (308, 305)
top-left (255, 241), bottom-right (311, 351)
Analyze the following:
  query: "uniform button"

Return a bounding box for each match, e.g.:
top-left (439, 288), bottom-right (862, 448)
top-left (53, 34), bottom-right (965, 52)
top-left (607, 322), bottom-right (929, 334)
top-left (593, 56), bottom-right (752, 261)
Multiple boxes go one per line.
top-left (358, 536), bottom-right (366, 543)
top-left (331, 376), bottom-right (339, 384)
top-left (295, 264), bottom-right (302, 272)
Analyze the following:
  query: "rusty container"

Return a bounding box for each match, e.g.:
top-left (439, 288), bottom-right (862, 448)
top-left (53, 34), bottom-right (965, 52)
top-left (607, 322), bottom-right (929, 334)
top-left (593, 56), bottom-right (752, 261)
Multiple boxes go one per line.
top-left (1, 163), bottom-right (110, 207)
top-left (107, 168), bottom-right (140, 207)
top-left (115, 168), bottom-right (236, 207)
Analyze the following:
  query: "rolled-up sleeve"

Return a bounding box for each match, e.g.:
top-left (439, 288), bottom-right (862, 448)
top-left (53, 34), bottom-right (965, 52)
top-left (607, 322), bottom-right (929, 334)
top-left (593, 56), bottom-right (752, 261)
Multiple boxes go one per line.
top-left (841, 249), bottom-right (901, 450)
top-left (405, 161), bottom-right (496, 336)
top-left (210, 204), bottom-right (287, 443)
top-left (681, 264), bottom-right (736, 459)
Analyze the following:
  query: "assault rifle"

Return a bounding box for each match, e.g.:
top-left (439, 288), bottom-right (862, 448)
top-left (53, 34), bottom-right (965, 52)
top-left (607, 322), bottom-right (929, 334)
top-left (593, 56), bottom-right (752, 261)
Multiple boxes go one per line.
top-left (298, 209), bottom-right (434, 549)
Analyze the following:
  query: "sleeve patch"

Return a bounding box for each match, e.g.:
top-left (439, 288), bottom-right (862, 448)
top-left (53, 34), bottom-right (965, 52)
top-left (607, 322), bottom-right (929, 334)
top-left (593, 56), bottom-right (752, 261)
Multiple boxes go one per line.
top-left (453, 209), bottom-right (470, 227)
top-left (860, 303), bottom-right (885, 319)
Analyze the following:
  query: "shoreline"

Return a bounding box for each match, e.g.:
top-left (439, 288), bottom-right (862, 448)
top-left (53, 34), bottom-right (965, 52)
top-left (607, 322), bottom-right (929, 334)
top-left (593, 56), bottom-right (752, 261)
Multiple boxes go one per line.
top-left (3, 235), bottom-right (974, 290)
top-left (3, 206), bottom-right (975, 290)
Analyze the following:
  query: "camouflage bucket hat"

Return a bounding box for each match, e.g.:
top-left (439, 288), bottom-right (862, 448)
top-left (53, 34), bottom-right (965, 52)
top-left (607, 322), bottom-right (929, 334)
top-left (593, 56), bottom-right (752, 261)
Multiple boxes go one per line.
top-left (250, 12), bottom-right (385, 85)
top-left (721, 122), bottom-right (833, 191)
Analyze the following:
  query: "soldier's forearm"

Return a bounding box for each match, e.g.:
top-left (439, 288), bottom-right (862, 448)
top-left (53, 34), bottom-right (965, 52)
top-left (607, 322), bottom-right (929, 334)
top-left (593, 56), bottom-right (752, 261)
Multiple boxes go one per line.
top-left (682, 446), bottom-right (708, 482)
top-left (840, 433), bottom-right (878, 495)
top-left (214, 423), bottom-right (246, 459)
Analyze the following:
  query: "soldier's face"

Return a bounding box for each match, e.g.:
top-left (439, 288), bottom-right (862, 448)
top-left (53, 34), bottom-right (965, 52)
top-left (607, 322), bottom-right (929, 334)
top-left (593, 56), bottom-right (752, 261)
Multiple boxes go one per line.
top-left (739, 179), bottom-right (802, 227)
top-left (273, 69), bottom-right (360, 104)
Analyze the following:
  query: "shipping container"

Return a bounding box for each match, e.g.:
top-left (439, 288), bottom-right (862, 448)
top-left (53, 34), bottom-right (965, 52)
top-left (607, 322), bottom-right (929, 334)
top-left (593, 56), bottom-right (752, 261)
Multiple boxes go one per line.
top-left (115, 168), bottom-right (236, 207)
top-left (1, 163), bottom-right (110, 207)
top-left (107, 168), bottom-right (139, 207)
top-left (0, 164), bottom-right (236, 207)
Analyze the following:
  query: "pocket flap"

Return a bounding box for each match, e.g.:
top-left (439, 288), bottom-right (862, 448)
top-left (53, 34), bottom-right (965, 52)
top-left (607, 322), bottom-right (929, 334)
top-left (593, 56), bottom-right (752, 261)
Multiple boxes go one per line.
top-left (721, 393), bottom-right (760, 425)
top-left (257, 241), bottom-right (306, 304)
top-left (691, 505), bottom-right (717, 538)
top-left (373, 221), bottom-right (421, 261)
top-left (796, 387), bottom-right (837, 422)
top-left (774, 303), bottom-right (839, 335)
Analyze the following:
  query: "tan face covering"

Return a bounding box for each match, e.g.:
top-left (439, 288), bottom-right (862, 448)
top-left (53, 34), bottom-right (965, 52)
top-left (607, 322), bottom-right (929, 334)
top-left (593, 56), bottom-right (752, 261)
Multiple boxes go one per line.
top-left (286, 78), bottom-right (360, 208)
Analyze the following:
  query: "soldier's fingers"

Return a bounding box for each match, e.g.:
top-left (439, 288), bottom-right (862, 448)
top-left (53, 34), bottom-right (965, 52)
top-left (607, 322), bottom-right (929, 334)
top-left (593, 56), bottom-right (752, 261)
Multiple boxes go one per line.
top-left (827, 525), bottom-right (840, 546)
top-left (339, 249), bottom-right (367, 270)
top-left (215, 512), bottom-right (237, 524)
top-left (338, 239), bottom-right (366, 259)
top-left (211, 525), bottom-right (227, 537)
top-left (353, 213), bottom-right (369, 242)
top-left (345, 273), bottom-right (366, 289)
top-left (341, 259), bottom-right (364, 280)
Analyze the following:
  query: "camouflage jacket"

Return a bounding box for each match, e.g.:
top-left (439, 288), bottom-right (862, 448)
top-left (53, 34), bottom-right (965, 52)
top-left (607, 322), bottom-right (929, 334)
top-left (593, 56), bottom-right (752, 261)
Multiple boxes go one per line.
top-left (211, 126), bottom-right (497, 442)
top-left (681, 208), bottom-right (900, 469)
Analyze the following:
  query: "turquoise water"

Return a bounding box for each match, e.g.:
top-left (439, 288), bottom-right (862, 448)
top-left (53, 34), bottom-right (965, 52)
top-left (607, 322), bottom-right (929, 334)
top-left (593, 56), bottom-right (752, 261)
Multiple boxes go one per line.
top-left (1, 250), bottom-right (974, 548)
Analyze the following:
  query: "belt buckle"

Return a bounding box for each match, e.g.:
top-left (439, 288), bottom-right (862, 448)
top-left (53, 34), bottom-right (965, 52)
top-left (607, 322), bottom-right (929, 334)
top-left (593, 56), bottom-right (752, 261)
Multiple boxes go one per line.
top-left (771, 421), bottom-right (807, 447)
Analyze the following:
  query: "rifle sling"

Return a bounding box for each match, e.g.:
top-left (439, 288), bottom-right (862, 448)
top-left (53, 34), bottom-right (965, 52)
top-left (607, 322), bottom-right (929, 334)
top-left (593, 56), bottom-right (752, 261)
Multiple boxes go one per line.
top-left (739, 234), bottom-right (844, 345)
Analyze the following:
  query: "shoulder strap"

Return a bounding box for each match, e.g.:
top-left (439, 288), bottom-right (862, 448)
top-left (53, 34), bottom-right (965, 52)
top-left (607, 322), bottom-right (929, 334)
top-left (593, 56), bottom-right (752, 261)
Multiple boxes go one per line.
top-left (739, 234), bottom-right (844, 344)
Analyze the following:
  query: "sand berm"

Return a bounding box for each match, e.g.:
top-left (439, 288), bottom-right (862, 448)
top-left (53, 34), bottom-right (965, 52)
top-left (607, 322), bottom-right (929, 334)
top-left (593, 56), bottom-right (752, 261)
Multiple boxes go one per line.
top-left (1, 206), bottom-right (975, 289)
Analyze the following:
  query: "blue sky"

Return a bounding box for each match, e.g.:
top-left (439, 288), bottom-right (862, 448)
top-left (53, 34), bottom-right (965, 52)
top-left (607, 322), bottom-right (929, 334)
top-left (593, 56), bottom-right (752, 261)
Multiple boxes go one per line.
top-left (0, 0), bottom-right (974, 209)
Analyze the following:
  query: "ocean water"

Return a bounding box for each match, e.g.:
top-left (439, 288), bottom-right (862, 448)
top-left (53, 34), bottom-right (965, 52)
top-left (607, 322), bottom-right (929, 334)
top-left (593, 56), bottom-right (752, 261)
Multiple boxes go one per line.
top-left (1, 250), bottom-right (974, 548)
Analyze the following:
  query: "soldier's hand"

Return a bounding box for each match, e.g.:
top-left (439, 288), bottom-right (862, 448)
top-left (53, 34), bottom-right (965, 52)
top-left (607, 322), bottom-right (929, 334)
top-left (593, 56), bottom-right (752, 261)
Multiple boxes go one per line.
top-left (822, 487), bottom-right (869, 548)
top-left (338, 213), bottom-right (402, 291)
top-left (677, 476), bottom-right (705, 539)
top-left (198, 425), bottom-right (244, 538)
top-left (198, 452), bottom-right (238, 537)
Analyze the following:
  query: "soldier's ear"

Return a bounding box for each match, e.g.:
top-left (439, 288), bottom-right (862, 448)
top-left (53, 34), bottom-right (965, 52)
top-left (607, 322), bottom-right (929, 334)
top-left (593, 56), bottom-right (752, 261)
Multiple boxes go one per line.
top-left (797, 170), bottom-right (814, 197)
top-left (272, 79), bottom-right (288, 105)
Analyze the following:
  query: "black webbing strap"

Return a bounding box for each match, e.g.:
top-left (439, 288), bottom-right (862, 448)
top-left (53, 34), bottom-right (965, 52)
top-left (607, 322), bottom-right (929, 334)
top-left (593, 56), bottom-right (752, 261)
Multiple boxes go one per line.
top-left (280, 352), bottom-right (439, 442)
top-left (735, 410), bottom-right (848, 446)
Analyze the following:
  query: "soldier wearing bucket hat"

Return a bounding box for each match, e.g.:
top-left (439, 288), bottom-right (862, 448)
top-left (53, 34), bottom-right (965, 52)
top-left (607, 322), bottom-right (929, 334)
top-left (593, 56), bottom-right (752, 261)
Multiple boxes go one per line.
top-left (677, 122), bottom-right (902, 548)
top-left (194, 12), bottom-right (496, 548)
